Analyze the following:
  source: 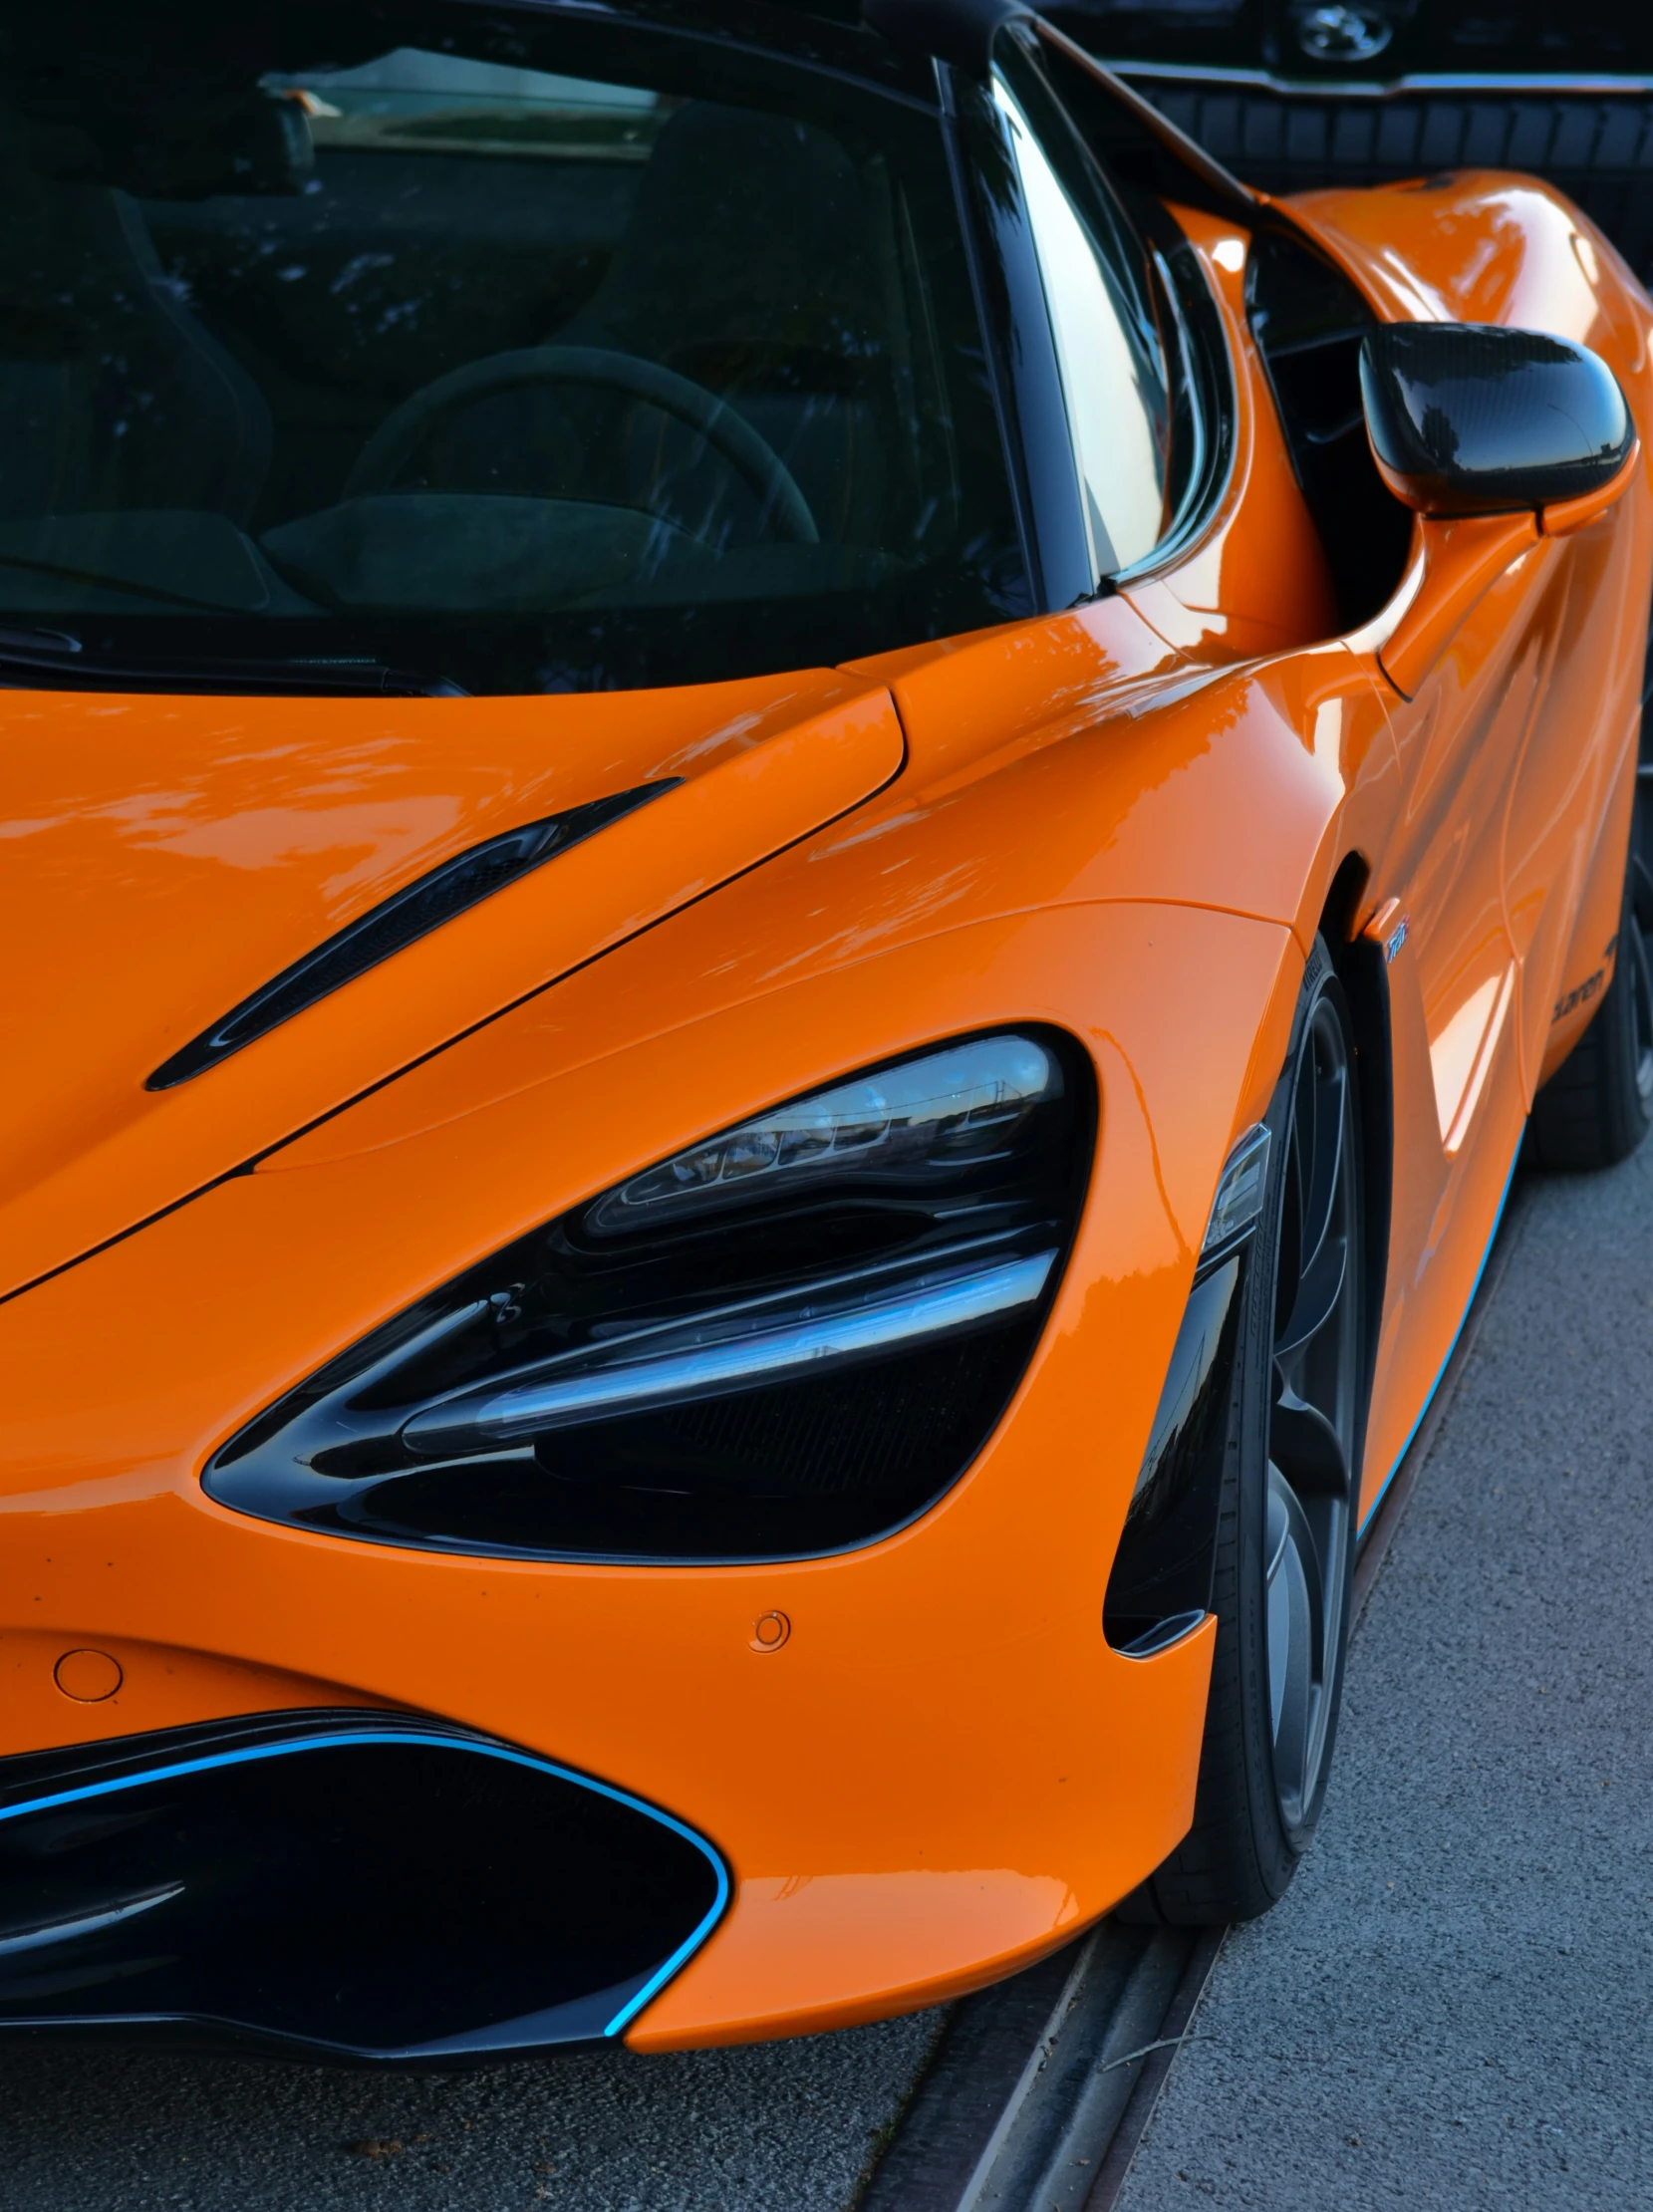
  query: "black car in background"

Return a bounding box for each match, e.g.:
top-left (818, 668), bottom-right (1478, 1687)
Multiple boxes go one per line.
top-left (1050, 1), bottom-right (1653, 284)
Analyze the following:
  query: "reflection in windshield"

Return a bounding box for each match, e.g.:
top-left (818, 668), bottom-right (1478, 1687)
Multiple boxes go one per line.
top-left (0, 4), bottom-right (1029, 691)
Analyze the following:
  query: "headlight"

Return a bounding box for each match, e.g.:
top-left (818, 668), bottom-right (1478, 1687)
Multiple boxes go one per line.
top-left (584, 1036), bottom-right (1059, 1234)
top-left (207, 1029), bottom-right (1094, 1563)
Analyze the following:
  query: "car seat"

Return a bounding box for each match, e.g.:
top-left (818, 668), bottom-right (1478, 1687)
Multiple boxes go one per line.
top-left (557, 99), bottom-right (891, 547)
top-left (0, 111), bottom-right (272, 527)
top-left (394, 99), bottom-right (892, 550)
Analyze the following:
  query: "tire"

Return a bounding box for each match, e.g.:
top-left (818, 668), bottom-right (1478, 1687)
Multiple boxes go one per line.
top-left (1130, 940), bottom-right (1366, 1925)
top-left (1528, 826), bottom-right (1653, 1171)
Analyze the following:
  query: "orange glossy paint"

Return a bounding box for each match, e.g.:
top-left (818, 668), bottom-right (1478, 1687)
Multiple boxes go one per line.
top-left (0, 1629), bottom-right (381, 1756)
top-left (1122, 205), bottom-right (1341, 654)
top-left (1, 151), bottom-right (1651, 2051)
top-left (1377, 512), bottom-right (1540, 698)
top-left (1543, 438), bottom-right (1644, 537)
top-left (0, 901), bottom-right (1293, 2043)
top-left (0, 671), bottom-right (904, 1298)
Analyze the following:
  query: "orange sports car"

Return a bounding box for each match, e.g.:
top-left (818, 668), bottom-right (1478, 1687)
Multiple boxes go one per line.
top-left (1, 0), bottom-right (1648, 2061)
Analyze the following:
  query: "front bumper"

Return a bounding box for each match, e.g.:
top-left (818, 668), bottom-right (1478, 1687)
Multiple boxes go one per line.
top-left (0, 898), bottom-right (1297, 2050)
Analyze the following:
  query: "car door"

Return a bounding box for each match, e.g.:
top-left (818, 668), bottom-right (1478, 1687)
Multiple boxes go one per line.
top-left (1369, 553), bottom-right (1538, 1150)
top-left (1499, 496), bottom-right (1647, 1104)
top-left (1345, 540), bottom-right (1542, 1503)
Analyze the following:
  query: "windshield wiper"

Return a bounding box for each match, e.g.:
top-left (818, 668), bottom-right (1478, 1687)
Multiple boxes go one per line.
top-left (0, 627), bottom-right (468, 697)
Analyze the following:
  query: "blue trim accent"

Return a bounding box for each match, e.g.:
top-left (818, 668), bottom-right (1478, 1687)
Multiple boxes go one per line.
top-left (0, 1729), bottom-right (729, 2044)
top-left (1357, 1132), bottom-right (1523, 1538)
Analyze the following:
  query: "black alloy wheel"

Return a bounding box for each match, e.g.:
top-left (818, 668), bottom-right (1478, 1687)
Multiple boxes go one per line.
top-left (1630, 910), bottom-right (1653, 1113)
top-left (1264, 976), bottom-right (1362, 1843)
top-left (1530, 810), bottom-right (1653, 1170)
top-left (1133, 939), bottom-right (1365, 1924)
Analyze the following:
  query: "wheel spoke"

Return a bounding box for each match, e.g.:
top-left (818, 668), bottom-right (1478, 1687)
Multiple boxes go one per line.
top-left (1295, 1033), bottom-right (1346, 1283)
top-left (1272, 1467), bottom-right (1327, 1673)
top-left (1270, 1381), bottom-right (1348, 1496)
top-left (1630, 920), bottom-right (1653, 1105)
top-left (1260, 978), bottom-right (1359, 1837)
top-left (1264, 1475), bottom-right (1294, 1745)
top-left (1265, 1463), bottom-right (1320, 1808)
top-left (1273, 1229), bottom-right (1347, 1360)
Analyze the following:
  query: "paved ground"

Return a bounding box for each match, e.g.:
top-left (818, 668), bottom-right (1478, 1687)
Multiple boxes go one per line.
top-left (0, 2007), bottom-right (944, 2210)
top-left (1116, 1146), bottom-right (1653, 2209)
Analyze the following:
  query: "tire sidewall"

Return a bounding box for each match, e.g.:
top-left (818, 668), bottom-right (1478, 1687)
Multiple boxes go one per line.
top-left (1230, 939), bottom-right (1362, 1886)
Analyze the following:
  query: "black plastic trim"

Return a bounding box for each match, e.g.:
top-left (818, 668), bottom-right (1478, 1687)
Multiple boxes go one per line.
top-left (1103, 1247), bottom-right (1244, 1650)
top-left (947, 65), bottom-right (1095, 610)
top-left (146, 780), bottom-right (678, 1089)
top-left (863, 0), bottom-right (1030, 81)
top-left (1321, 864), bottom-right (1392, 1472)
top-left (1245, 228), bottom-right (1413, 627)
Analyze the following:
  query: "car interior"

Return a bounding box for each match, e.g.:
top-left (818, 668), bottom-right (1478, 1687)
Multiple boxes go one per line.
top-left (0, 5), bottom-right (1033, 686)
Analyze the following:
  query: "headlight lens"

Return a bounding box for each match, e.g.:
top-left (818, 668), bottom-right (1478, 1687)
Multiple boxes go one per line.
top-left (208, 1029), bottom-right (1093, 1564)
top-left (586, 1036), bottom-right (1058, 1235)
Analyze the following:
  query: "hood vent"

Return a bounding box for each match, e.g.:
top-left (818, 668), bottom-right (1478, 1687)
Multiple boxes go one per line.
top-left (146, 780), bottom-right (679, 1090)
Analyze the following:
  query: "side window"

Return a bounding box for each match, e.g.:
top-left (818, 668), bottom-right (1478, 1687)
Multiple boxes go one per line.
top-left (992, 50), bottom-right (1170, 580)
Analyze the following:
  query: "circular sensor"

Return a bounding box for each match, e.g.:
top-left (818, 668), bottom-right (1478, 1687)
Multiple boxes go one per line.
top-left (54, 1648), bottom-right (124, 1702)
top-left (748, 1611), bottom-right (791, 1653)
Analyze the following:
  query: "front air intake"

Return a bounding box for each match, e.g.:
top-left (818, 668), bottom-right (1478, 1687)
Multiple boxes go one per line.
top-left (0, 1712), bottom-right (725, 2060)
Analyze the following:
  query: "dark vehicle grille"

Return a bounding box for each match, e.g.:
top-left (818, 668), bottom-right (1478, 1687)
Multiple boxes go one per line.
top-left (1124, 80), bottom-right (1653, 283)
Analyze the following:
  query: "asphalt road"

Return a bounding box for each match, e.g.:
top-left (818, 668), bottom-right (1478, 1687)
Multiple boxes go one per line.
top-left (1115, 1145), bottom-right (1653, 2209)
top-left (4, 1148), bottom-right (1651, 2210)
top-left (0, 2007), bottom-right (944, 2210)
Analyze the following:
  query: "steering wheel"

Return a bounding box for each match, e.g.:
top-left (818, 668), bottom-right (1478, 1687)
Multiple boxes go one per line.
top-left (344, 344), bottom-right (819, 545)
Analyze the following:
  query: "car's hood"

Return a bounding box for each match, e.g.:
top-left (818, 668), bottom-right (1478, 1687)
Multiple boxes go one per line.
top-left (1, 671), bottom-right (903, 1299)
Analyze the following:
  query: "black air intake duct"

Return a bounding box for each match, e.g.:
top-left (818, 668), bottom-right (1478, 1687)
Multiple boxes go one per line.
top-left (0, 1711), bottom-right (725, 2061)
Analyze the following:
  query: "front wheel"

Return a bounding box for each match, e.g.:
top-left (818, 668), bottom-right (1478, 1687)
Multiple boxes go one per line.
top-left (1136, 940), bottom-right (1365, 1924)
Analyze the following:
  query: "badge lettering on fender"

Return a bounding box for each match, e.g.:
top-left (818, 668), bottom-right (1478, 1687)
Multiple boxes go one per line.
top-left (1361, 898), bottom-right (1409, 965)
top-left (1552, 968), bottom-right (1606, 1024)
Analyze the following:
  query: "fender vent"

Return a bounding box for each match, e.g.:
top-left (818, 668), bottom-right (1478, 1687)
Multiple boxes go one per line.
top-left (146, 779), bottom-right (678, 1089)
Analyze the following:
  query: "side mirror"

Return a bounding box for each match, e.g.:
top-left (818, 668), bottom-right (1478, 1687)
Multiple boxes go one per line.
top-left (1359, 323), bottom-right (1636, 524)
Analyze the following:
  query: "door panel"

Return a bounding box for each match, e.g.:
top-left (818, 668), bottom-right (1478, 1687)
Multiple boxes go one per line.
top-left (1502, 505), bottom-right (1647, 1101)
top-left (1355, 544), bottom-right (1553, 1518)
top-left (1384, 550), bottom-right (1543, 1137)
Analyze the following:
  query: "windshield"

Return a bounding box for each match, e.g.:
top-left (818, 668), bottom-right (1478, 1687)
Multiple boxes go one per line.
top-left (0, 3), bottom-right (1030, 692)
